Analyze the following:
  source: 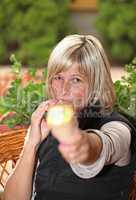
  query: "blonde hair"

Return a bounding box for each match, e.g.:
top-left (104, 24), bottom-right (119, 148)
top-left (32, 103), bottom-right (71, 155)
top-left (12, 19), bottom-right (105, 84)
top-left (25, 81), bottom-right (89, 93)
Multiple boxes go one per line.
top-left (46, 34), bottom-right (115, 111)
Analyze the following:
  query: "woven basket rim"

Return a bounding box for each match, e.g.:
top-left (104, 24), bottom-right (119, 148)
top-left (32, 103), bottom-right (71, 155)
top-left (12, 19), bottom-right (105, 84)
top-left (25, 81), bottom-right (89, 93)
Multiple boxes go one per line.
top-left (0, 127), bottom-right (28, 136)
top-left (0, 128), bottom-right (27, 164)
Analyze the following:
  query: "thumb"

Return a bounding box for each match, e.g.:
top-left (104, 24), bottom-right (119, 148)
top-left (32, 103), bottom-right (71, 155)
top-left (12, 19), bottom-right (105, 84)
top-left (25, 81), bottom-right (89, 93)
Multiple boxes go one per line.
top-left (41, 119), bottom-right (50, 141)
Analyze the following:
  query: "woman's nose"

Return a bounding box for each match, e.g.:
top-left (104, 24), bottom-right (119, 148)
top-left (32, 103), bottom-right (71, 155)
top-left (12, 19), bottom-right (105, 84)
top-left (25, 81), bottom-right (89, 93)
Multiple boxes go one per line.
top-left (61, 80), bottom-right (70, 96)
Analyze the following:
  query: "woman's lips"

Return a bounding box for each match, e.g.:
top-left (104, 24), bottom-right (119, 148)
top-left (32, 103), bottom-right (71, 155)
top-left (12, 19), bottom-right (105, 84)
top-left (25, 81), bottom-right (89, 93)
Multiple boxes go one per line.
top-left (56, 99), bottom-right (72, 104)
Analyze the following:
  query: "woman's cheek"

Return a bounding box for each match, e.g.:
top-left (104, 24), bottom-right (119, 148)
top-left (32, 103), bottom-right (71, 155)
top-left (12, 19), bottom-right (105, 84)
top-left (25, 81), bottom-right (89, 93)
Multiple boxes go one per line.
top-left (72, 89), bottom-right (87, 107)
top-left (75, 87), bottom-right (87, 99)
top-left (52, 84), bottom-right (61, 97)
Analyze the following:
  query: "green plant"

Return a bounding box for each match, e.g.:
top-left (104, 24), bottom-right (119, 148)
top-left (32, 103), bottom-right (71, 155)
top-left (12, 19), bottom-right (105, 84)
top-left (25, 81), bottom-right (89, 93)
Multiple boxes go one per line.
top-left (0, 0), bottom-right (71, 67)
top-left (114, 57), bottom-right (136, 123)
top-left (96, 1), bottom-right (136, 62)
top-left (0, 54), bottom-right (47, 127)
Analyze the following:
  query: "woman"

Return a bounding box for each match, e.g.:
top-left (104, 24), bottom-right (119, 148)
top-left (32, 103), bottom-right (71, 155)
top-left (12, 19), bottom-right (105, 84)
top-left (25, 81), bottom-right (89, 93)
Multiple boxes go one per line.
top-left (4, 34), bottom-right (136, 200)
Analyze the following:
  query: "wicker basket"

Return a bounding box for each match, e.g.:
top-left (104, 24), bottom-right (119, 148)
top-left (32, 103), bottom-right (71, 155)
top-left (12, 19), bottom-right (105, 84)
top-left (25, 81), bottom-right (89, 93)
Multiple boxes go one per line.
top-left (0, 127), bottom-right (27, 189)
top-left (0, 128), bottom-right (27, 164)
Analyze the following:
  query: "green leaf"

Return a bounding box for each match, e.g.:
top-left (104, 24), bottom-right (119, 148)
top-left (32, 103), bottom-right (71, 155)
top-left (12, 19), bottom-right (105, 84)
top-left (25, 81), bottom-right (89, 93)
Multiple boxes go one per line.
top-left (10, 54), bottom-right (22, 76)
top-left (28, 67), bottom-right (37, 77)
top-left (114, 57), bottom-right (136, 122)
top-left (43, 67), bottom-right (48, 78)
top-left (0, 54), bottom-right (47, 127)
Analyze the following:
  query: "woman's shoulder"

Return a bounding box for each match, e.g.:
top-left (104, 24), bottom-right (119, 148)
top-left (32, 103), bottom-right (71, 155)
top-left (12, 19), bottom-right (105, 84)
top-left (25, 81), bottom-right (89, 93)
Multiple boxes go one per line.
top-left (80, 110), bottom-right (135, 130)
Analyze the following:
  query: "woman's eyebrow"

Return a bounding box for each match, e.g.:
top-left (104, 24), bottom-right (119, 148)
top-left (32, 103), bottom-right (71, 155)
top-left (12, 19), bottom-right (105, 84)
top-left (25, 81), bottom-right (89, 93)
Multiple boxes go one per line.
top-left (54, 73), bottom-right (63, 76)
top-left (56, 73), bottom-right (85, 78)
top-left (71, 73), bottom-right (81, 76)
top-left (56, 73), bottom-right (81, 76)
top-left (71, 74), bottom-right (85, 78)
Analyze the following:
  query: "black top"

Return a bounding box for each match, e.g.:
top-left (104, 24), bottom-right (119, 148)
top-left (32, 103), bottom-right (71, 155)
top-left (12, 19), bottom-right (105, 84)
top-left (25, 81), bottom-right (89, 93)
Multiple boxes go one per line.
top-left (34, 109), bottom-right (136, 200)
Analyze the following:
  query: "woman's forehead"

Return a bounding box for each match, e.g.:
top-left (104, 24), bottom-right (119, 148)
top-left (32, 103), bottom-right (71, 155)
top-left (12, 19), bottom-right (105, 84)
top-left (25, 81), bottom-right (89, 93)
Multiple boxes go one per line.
top-left (61, 64), bottom-right (79, 72)
top-left (56, 64), bottom-right (85, 76)
top-left (57, 65), bottom-right (86, 78)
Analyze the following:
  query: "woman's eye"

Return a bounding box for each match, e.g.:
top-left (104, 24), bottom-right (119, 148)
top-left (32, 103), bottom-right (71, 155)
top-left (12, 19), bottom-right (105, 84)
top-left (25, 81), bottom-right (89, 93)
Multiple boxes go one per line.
top-left (71, 78), bottom-right (81, 83)
top-left (53, 76), bottom-right (62, 80)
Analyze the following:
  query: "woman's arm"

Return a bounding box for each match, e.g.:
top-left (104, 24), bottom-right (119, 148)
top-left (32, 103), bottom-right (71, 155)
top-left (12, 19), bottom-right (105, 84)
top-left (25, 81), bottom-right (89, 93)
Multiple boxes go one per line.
top-left (58, 128), bottom-right (102, 165)
top-left (3, 100), bottom-right (57, 200)
top-left (70, 121), bottom-right (131, 178)
top-left (3, 141), bottom-right (37, 200)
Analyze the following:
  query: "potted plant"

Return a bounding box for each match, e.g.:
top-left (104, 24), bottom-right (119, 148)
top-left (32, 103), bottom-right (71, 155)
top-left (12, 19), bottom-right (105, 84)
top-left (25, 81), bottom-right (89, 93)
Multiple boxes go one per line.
top-left (114, 57), bottom-right (136, 126)
top-left (0, 54), bottom-right (47, 164)
top-left (0, 54), bottom-right (47, 127)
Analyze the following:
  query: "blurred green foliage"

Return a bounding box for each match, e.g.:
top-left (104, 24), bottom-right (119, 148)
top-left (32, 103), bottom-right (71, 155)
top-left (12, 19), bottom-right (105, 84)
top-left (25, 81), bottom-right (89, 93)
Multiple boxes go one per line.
top-left (0, 0), bottom-right (71, 67)
top-left (0, 54), bottom-right (47, 127)
top-left (114, 57), bottom-right (136, 124)
top-left (96, 0), bottom-right (136, 63)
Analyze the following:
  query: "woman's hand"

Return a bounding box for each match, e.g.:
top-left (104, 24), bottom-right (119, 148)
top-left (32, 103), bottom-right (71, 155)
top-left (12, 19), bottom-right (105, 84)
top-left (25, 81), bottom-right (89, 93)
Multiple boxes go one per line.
top-left (58, 131), bottom-right (90, 164)
top-left (47, 103), bottom-right (94, 164)
top-left (25, 99), bottom-right (57, 147)
top-left (50, 113), bottom-right (79, 143)
top-left (58, 131), bottom-right (102, 165)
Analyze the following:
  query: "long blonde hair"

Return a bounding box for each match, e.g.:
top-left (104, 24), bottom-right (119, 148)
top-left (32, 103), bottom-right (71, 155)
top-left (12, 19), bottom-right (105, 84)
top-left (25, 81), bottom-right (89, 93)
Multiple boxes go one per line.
top-left (46, 34), bottom-right (115, 112)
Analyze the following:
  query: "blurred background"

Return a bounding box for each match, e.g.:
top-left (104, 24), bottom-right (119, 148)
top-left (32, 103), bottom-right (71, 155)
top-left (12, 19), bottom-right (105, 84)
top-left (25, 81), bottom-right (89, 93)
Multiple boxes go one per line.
top-left (0, 0), bottom-right (136, 197)
top-left (0, 0), bottom-right (135, 94)
top-left (0, 0), bottom-right (136, 67)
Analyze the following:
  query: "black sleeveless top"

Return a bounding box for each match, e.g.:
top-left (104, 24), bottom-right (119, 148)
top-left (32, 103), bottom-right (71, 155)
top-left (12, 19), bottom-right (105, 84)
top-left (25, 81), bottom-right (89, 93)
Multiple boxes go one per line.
top-left (34, 109), bottom-right (136, 200)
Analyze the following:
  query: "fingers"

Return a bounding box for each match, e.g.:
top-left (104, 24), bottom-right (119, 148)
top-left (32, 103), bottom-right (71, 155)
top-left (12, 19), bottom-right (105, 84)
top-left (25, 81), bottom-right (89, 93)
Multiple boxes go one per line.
top-left (59, 144), bottom-right (88, 164)
top-left (31, 99), bottom-right (58, 125)
top-left (64, 131), bottom-right (83, 145)
top-left (58, 134), bottom-right (90, 164)
top-left (31, 101), bottom-right (49, 124)
top-left (50, 117), bottom-right (79, 143)
top-left (41, 119), bottom-right (50, 140)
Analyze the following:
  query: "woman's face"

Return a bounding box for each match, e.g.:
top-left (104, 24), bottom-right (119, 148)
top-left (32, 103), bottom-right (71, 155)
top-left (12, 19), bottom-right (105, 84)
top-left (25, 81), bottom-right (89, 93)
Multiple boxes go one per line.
top-left (51, 65), bottom-right (89, 110)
